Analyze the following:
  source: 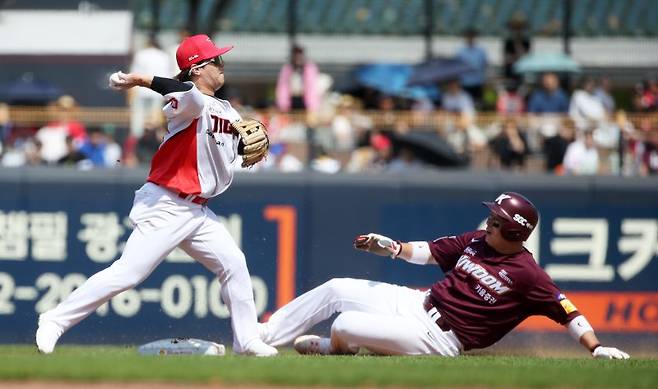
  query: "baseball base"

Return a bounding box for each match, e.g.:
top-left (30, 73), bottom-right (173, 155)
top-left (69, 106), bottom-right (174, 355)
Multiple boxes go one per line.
top-left (138, 337), bottom-right (225, 356)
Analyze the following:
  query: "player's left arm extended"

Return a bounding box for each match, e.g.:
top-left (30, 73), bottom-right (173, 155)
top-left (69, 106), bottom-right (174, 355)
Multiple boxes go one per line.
top-left (353, 234), bottom-right (435, 264)
top-left (564, 315), bottom-right (630, 359)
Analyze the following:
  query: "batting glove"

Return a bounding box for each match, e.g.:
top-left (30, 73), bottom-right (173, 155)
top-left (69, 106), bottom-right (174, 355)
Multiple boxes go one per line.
top-left (353, 233), bottom-right (402, 258)
top-left (592, 346), bottom-right (630, 360)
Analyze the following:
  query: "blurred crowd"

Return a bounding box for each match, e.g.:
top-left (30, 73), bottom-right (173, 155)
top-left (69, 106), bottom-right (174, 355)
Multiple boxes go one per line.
top-left (1, 28), bottom-right (658, 177)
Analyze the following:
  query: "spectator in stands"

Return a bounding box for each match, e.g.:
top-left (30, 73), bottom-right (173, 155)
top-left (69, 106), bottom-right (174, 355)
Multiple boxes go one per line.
top-left (331, 95), bottom-right (359, 151)
top-left (442, 112), bottom-right (486, 164)
top-left (376, 95), bottom-right (400, 131)
top-left (639, 126), bottom-right (658, 176)
top-left (50, 96), bottom-right (87, 145)
top-left (1, 145), bottom-right (22, 167)
top-left (489, 118), bottom-right (529, 170)
top-left (25, 139), bottom-right (45, 166)
top-left (456, 28), bottom-right (488, 106)
top-left (35, 95), bottom-right (88, 164)
top-left (543, 120), bottom-right (576, 174)
top-left (594, 77), bottom-right (615, 114)
top-left (0, 122), bottom-right (37, 167)
top-left (621, 114), bottom-right (646, 176)
top-left (57, 136), bottom-right (87, 166)
top-left (129, 34), bottom-right (174, 137)
top-left (496, 80), bottom-right (525, 115)
top-left (633, 78), bottom-right (658, 112)
top-left (0, 103), bottom-right (13, 145)
top-left (502, 12), bottom-right (531, 82)
top-left (78, 127), bottom-right (106, 167)
top-left (388, 147), bottom-right (425, 172)
top-left (35, 120), bottom-right (67, 165)
top-left (346, 132), bottom-right (393, 173)
top-left (78, 126), bottom-right (121, 168)
top-left (311, 146), bottom-right (341, 174)
top-left (569, 77), bottom-right (607, 131)
top-left (562, 130), bottom-right (599, 175)
top-left (369, 132), bottom-right (394, 170)
top-left (265, 143), bottom-right (304, 172)
top-left (440, 80), bottom-right (475, 119)
top-left (0, 104), bottom-right (10, 160)
top-left (527, 73), bottom-right (569, 114)
top-left (276, 44), bottom-right (321, 113)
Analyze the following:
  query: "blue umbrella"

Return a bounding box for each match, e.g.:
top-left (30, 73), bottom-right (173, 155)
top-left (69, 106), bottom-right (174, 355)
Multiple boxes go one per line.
top-left (353, 63), bottom-right (439, 101)
top-left (407, 57), bottom-right (476, 86)
top-left (514, 52), bottom-right (581, 74)
top-left (0, 73), bottom-right (63, 105)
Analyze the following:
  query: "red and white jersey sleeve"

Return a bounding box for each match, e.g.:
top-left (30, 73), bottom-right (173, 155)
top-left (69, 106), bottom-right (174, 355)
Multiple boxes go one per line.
top-left (147, 84), bottom-right (242, 198)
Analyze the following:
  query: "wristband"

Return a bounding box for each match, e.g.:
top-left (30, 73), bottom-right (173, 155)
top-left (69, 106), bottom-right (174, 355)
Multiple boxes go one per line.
top-left (391, 240), bottom-right (403, 259)
top-left (566, 315), bottom-right (594, 341)
top-left (405, 241), bottom-right (432, 264)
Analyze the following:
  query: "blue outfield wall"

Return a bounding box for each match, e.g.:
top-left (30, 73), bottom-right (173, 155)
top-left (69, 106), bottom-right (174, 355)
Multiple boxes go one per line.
top-left (0, 168), bottom-right (657, 345)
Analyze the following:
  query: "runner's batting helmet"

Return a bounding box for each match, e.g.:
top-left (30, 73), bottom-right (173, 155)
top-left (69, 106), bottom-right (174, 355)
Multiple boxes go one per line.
top-left (482, 192), bottom-right (538, 241)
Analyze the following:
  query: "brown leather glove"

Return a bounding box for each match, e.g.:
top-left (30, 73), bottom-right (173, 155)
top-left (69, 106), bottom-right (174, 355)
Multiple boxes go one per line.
top-left (233, 118), bottom-right (269, 168)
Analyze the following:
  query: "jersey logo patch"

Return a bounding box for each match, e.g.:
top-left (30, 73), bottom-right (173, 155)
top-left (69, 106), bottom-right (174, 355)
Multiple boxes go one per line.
top-left (559, 298), bottom-right (578, 314)
top-left (456, 255), bottom-right (510, 295)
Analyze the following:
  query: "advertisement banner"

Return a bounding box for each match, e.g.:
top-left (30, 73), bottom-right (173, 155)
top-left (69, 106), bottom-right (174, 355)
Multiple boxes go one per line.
top-left (1, 172), bottom-right (656, 344)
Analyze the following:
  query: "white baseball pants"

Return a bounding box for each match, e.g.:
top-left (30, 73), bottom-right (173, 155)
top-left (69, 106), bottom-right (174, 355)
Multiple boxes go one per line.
top-left (40, 182), bottom-right (260, 353)
top-left (260, 278), bottom-right (463, 356)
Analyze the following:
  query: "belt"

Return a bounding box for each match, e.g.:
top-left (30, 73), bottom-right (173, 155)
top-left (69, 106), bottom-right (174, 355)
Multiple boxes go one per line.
top-left (149, 181), bottom-right (209, 205)
top-left (177, 192), bottom-right (209, 205)
top-left (423, 296), bottom-right (451, 332)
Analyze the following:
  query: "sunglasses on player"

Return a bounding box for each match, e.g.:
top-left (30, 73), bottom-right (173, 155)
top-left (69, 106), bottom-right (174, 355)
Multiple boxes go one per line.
top-left (187, 56), bottom-right (224, 75)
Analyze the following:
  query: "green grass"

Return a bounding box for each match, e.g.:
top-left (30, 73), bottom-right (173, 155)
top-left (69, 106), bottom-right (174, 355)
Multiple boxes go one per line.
top-left (0, 345), bottom-right (656, 388)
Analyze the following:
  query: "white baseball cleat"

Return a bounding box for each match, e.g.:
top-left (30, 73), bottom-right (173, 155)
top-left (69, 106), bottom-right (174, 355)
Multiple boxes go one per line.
top-left (293, 335), bottom-right (332, 355)
top-left (241, 339), bottom-right (278, 357)
top-left (35, 318), bottom-right (64, 354)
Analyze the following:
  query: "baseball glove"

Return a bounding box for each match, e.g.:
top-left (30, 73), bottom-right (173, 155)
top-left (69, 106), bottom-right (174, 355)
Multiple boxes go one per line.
top-left (232, 118), bottom-right (269, 168)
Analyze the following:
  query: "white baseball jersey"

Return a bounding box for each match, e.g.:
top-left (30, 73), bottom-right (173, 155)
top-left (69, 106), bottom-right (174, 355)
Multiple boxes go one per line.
top-left (147, 83), bottom-right (242, 198)
top-left (37, 79), bottom-right (268, 356)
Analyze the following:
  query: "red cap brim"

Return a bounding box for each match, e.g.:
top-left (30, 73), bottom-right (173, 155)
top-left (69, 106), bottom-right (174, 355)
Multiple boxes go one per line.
top-left (189, 45), bottom-right (234, 68)
top-left (206, 45), bottom-right (233, 61)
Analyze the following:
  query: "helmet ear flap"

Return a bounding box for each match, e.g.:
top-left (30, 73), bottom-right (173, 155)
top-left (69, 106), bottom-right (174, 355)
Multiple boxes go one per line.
top-left (501, 227), bottom-right (522, 241)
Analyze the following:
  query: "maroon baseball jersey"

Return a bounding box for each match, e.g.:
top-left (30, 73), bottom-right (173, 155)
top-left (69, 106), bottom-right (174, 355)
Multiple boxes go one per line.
top-left (427, 230), bottom-right (581, 350)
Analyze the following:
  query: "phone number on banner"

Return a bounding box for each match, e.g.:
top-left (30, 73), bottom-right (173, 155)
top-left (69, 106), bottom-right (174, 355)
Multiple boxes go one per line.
top-left (0, 272), bottom-right (268, 319)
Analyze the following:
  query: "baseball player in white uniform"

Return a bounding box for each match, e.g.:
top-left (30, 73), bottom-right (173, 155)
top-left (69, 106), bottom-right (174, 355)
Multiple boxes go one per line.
top-left (35, 34), bottom-right (277, 357)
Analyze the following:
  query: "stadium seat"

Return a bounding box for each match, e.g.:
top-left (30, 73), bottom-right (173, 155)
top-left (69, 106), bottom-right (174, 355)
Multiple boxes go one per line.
top-left (135, 0), bottom-right (658, 37)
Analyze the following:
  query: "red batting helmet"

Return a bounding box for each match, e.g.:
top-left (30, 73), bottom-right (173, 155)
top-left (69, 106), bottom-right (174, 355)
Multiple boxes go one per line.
top-left (482, 192), bottom-right (538, 241)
